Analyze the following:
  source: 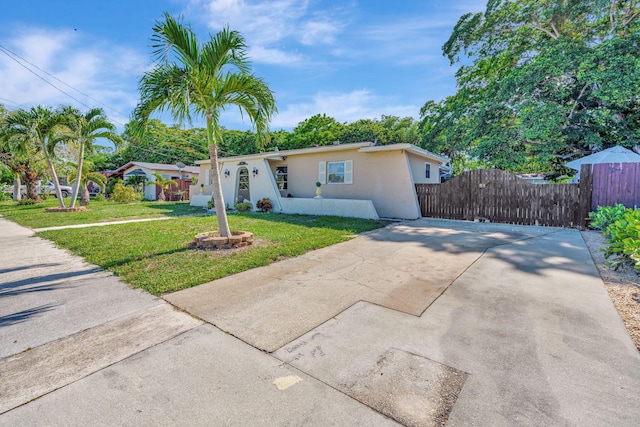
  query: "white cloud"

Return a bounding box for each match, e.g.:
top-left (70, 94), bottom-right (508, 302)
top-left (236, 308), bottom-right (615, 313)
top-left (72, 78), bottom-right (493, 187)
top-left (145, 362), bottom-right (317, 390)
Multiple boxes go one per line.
top-left (271, 89), bottom-right (419, 128)
top-left (0, 27), bottom-right (147, 128)
top-left (185, 0), bottom-right (345, 65)
top-left (248, 45), bottom-right (305, 65)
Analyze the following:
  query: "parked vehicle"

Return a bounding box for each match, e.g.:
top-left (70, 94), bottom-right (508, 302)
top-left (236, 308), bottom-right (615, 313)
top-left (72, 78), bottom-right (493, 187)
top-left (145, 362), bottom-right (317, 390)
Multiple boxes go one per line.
top-left (2, 181), bottom-right (73, 198)
top-left (42, 182), bottom-right (73, 198)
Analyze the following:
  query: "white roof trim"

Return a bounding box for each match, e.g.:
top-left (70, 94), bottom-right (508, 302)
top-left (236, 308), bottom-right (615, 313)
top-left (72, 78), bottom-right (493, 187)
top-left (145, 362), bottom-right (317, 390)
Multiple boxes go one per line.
top-left (358, 144), bottom-right (449, 164)
top-left (198, 142), bottom-right (373, 165)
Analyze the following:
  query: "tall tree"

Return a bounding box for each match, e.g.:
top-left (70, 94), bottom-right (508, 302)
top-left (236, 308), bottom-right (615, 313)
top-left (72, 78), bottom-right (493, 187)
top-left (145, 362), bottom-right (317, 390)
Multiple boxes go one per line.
top-left (119, 119), bottom-right (209, 166)
top-left (286, 114), bottom-right (343, 149)
top-left (2, 106), bottom-right (67, 204)
top-left (0, 118), bottom-right (47, 201)
top-left (61, 107), bottom-right (121, 208)
top-left (132, 13), bottom-right (276, 237)
top-left (422, 0), bottom-right (640, 175)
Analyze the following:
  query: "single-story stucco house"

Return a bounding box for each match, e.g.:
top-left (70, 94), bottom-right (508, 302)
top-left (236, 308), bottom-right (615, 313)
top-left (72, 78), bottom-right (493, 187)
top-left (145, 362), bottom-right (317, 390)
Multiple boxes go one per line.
top-left (112, 161), bottom-right (199, 201)
top-left (190, 142), bottom-right (450, 219)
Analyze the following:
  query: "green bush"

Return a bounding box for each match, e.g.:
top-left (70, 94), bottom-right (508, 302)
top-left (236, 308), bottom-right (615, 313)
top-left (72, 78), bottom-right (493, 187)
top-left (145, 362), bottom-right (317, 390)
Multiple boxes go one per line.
top-left (603, 208), bottom-right (640, 271)
top-left (234, 201), bottom-right (252, 212)
top-left (105, 178), bottom-right (122, 196)
top-left (111, 182), bottom-right (142, 203)
top-left (588, 204), bottom-right (628, 230)
top-left (94, 193), bottom-right (106, 202)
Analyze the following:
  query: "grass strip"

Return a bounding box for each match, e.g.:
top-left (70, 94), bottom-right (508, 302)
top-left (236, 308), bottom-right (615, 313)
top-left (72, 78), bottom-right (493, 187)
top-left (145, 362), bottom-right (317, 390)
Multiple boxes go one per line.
top-left (38, 213), bottom-right (386, 295)
top-left (0, 199), bottom-right (204, 229)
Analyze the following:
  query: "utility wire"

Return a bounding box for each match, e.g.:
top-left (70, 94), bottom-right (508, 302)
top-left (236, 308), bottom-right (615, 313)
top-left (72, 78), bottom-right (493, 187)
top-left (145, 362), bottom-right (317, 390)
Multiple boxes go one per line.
top-left (0, 97), bottom-right (26, 110)
top-left (0, 45), bottom-right (126, 126)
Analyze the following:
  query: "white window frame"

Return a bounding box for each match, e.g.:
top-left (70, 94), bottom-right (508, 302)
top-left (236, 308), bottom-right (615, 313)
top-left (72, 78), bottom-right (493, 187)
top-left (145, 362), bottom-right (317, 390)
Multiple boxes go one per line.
top-left (323, 160), bottom-right (353, 185)
top-left (425, 163), bottom-right (431, 179)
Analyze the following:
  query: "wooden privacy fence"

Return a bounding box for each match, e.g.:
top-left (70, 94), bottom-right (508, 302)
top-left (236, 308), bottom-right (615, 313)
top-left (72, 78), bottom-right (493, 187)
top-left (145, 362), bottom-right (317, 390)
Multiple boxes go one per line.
top-left (416, 169), bottom-right (591, 229)
top-left (589, 162), bottom-right (640, 211)
top-left (156, 178), bottom-right (192, 201)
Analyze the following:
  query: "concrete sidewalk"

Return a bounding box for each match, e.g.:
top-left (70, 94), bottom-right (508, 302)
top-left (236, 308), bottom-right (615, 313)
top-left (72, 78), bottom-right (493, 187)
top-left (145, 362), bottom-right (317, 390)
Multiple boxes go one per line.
top-left (1, 217), bottom-right (639, 426)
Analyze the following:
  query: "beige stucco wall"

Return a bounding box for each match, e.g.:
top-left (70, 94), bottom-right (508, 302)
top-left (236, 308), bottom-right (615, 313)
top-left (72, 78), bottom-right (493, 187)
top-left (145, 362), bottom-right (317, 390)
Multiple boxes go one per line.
top-left (192, 145), bottom-right (442, 219)
top-left (193, 159), bottom-right (282, 211)
top-left (407, 153), bottom-right (441, 184)
top-left (272, 148), bottom-right (421, 219)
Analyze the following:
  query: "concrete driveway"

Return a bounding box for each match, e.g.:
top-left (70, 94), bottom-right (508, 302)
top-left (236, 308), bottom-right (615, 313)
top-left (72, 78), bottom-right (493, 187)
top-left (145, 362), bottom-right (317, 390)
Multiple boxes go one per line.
top-left (1, 216), bottom-right (639, 426)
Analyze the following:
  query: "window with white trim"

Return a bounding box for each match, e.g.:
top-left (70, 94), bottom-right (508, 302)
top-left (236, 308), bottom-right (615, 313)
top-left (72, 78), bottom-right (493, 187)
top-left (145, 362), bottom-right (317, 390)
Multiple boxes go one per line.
top-left (323, 160), bottom-right (353, 184)
top-left (425, 163), bottom-right (431, 179)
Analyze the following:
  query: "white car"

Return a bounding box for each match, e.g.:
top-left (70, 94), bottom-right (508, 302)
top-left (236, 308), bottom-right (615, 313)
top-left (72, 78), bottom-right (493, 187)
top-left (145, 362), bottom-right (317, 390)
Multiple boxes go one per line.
top-left (3, 182), bottom-right (73, 198)
top-left (42, 182), bottom-right (73, 198)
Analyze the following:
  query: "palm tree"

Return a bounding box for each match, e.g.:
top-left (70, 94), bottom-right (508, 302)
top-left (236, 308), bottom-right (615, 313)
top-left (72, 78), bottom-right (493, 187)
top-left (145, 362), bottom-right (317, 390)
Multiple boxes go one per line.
top-left (0, 129), bottom-right (46, 201)
top-left (69, 161), bottom-right (107, 206)
top-left (131, 13), bottom-right (276, 237)
top-left (150, 173), bottom-right (178, 202)
top-left (3, 106), bottom-right (69, 207)
top-left (61, 107), bottom-right (121, 208)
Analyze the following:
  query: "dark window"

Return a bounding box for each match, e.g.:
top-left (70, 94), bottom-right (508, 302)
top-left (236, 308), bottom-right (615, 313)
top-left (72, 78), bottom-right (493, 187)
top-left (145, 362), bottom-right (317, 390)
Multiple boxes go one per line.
top-left (275, 166), bottom-right (288, 190)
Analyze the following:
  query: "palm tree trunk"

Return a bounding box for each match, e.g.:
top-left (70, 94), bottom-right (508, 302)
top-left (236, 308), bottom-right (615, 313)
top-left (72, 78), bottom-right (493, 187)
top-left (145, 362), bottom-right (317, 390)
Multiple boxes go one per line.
top-left (69, 143), bottom-right (84, 208)
top-left (207, 119), bottom-right (231, 237)
top-left (23, 169), bottom-right (40, 201)
top-left (46, 158), bottom-right (66, 208)
top-left (80, 186), bottom-right (90, 206)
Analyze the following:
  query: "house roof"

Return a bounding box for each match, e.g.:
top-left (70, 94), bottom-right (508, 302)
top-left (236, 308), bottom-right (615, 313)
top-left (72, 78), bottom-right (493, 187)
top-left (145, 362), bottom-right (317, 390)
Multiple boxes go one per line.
top-left (566, 146), bottom-right (640, 170)
top-left (195, 142), bottom-right (449, 165)
top-left (112, 161), bottom-right (199, 175)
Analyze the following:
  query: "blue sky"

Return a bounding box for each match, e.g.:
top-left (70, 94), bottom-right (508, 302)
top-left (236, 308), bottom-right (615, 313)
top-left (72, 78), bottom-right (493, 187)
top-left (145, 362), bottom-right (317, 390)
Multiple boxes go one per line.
top-left (0, 0), bottom-right (485, 132)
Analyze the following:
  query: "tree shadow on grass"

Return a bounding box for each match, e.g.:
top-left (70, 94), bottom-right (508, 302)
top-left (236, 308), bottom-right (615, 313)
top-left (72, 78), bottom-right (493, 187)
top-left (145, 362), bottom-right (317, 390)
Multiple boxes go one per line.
top-left (142, 202), bottom-right (207, 217)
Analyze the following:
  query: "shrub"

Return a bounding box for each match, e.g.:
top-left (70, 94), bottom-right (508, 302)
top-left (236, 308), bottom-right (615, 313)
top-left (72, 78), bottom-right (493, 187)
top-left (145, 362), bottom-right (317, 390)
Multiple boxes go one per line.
top-left (94, 193), bottom-right (106, 202)
top-left (111, 182), bottom-right (142, 203)
top-left (105, 178), bottom-right (122, 196)
top-left (234, 201), bottom-right (252, 212)
top-left (588, 204), bottom-right (628, 230)
top-left (207, 200), bottom-right (214, 210)
top-left (256, 197), bottom-right (272, 212)
top-left (603, 208), bottom-right (640, 270)
top-left (17, 198), bottom-right (38, 205)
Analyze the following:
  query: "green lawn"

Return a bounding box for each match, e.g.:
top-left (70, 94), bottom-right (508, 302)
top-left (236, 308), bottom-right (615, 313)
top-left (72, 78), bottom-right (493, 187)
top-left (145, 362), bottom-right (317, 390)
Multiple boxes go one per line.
top-left (24, 210), bottom-right (385, 295)
top-left (0, 199), bottom-right (205, 228)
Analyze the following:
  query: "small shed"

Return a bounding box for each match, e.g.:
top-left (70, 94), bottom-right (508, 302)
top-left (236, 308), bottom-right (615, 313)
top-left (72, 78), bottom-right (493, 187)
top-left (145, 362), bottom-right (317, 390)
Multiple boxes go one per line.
top-left (566, 146), bottom-right (640, 170)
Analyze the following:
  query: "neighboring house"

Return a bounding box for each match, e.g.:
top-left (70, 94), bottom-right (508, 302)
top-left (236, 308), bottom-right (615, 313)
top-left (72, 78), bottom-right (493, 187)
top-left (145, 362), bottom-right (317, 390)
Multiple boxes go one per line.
top-left (516, 173), bottom-right (550, 184)
top-left (111, 161), bottom-right (199, 201)
top-left (191, 142), bottom-right (449, 219)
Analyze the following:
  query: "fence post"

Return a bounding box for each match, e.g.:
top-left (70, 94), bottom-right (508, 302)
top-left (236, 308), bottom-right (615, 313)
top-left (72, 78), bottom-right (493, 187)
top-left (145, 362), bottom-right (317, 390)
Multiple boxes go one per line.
top-left (577, 164), bottom-right (593, 230)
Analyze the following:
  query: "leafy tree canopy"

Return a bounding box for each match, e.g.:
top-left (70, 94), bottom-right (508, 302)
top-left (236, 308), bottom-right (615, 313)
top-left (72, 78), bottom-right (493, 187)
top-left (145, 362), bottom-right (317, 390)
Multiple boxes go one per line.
top-left (421, 0), bottom-right (640, 175)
